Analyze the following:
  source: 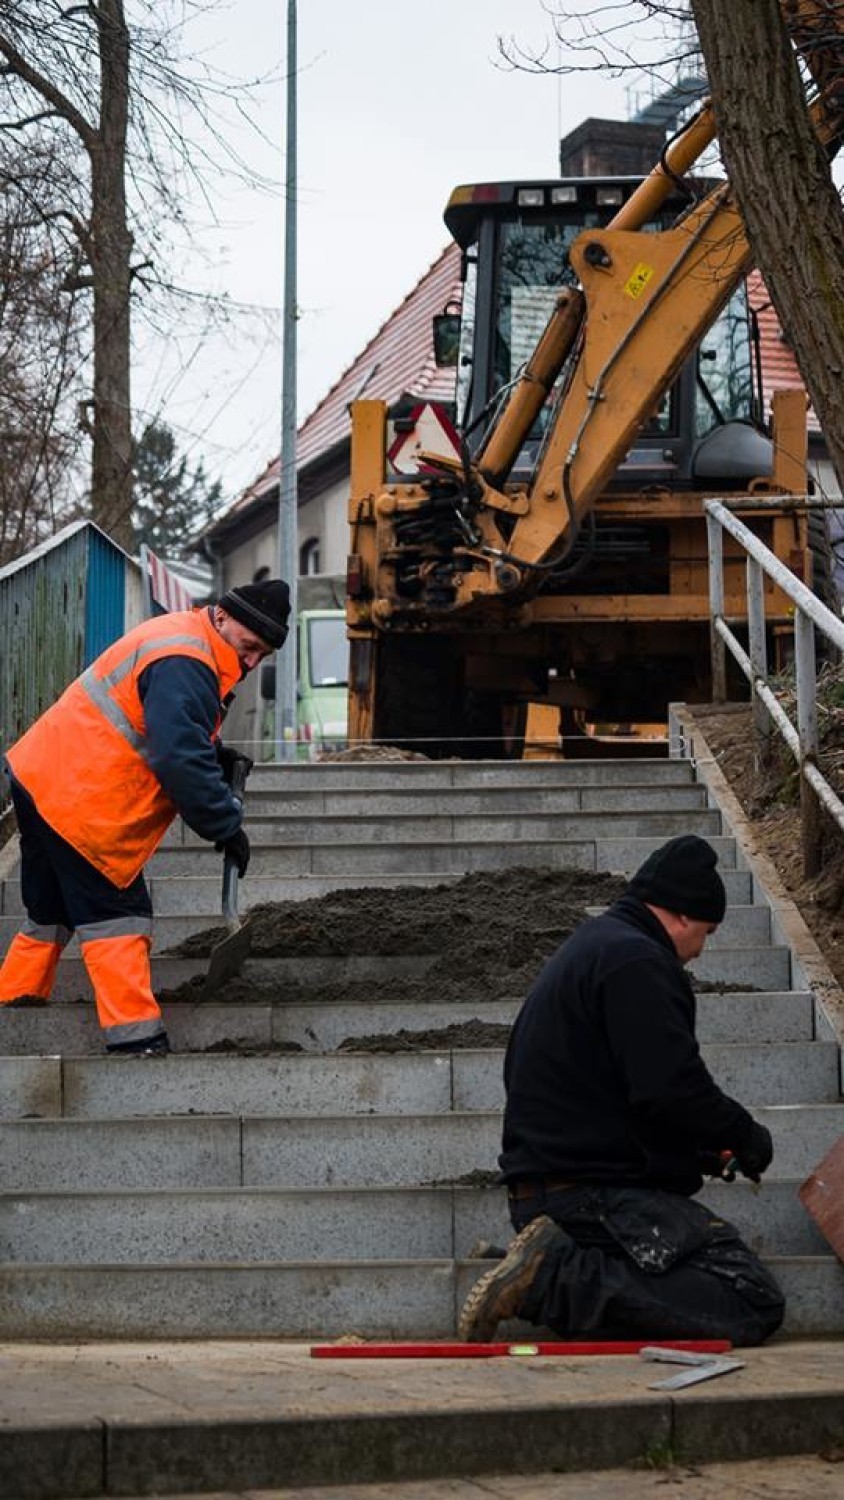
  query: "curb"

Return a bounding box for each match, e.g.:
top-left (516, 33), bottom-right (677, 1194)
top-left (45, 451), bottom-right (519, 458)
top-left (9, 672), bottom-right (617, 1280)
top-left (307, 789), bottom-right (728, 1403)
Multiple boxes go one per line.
top-left (3, 1382), bottom-right (844, 1499)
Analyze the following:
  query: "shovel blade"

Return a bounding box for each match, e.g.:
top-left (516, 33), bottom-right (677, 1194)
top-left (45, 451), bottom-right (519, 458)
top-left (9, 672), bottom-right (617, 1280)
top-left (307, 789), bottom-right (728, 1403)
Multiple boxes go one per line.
top-left (203, 917), bottom-right (252, 997)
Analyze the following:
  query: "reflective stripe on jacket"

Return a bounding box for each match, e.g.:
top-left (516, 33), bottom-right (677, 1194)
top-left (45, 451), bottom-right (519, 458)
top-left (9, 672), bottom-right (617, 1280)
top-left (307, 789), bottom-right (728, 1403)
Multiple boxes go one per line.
top-left (7, 608), bottom-right (242, 887)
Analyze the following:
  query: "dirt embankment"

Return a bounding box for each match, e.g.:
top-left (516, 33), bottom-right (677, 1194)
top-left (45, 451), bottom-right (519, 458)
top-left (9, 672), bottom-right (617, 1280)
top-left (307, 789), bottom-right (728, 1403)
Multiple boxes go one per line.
top-left (689, 699), bottom-right (844, 992)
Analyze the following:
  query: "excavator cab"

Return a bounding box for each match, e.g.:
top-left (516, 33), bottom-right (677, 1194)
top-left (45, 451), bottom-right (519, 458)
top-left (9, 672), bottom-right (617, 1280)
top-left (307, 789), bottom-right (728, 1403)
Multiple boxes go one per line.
top-left (441, 175), bottom-right (770, 494)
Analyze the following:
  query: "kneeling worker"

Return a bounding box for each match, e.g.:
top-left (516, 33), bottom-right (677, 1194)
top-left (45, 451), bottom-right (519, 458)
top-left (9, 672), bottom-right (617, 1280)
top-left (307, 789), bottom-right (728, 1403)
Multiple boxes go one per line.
top-left (459, 834), bottom-right (785, 1347)
top-left (0, 580), bottom-right (290, 1054)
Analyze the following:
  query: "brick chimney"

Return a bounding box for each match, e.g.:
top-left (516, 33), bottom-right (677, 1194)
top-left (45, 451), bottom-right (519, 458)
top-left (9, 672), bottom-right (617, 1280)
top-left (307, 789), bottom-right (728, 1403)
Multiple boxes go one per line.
top-left (559, 118), bottom-right (667, 177)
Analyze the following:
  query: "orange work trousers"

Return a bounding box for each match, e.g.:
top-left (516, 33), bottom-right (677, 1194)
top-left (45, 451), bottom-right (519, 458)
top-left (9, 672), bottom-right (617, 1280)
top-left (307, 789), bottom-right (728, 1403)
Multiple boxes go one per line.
top-left (0, 777), bottom-right (168, 1052)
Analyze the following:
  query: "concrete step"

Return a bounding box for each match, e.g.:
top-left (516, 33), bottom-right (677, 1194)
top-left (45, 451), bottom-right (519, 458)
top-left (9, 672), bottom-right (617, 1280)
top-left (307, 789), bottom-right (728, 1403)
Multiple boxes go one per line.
top-left (689, 946), bottom-right (792, 990)
top-left (4, 1350), bottom-right (844, 1500)
top-left (445, 1043), bottom-right (840, 1111)
top-left (0, 1178), bottom-right (827, 1265)
top-left (2, 1344), bottom-right (843, 1500)
top-left (154, 793), bottom-right (712, 855)
top-left (0, 990), bottom-right (817, 1056)
top-left (0, 1252), bottom-right (838, 1340)
top-left (256, 779), bottom-right (708, 815)
top-left (0, 1037), bottom-right (835, 1122)
top-left (2, 1103), bottom-right (840, 1191)
top-left (159, 780), bottom-right (708, 826)
top-left (223, 784), bottom-right (712, 824)
top-left (0, 926), bottom-right (792, 986)
top-left (241, 759), bottom-right (698, 791)
top-left (0, 820), bottom-right (727, 913)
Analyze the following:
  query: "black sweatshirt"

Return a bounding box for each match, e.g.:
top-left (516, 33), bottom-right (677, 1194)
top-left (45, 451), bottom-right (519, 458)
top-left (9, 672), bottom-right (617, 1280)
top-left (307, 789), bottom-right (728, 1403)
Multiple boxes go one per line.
top-left (500, 894), bottom-right (758, 1196)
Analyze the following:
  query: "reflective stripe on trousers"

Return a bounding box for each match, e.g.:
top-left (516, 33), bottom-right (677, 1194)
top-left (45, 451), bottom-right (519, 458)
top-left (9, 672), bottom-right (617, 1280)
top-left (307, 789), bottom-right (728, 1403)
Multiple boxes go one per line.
top-left (0, 921), bottom-right (72, 1003)
top-left (76, 916), bottom-right (165, 1047)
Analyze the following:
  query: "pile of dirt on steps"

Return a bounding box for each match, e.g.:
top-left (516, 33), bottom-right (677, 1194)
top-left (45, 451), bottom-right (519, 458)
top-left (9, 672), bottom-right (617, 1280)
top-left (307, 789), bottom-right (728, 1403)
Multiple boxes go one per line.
top-left (161, 866), bottom-right (627, 1009)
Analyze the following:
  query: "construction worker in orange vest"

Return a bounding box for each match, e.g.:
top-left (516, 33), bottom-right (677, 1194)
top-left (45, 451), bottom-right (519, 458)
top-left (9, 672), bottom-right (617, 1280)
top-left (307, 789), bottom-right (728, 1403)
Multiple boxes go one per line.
top-left (0, 579), bottom-right (290, 1054)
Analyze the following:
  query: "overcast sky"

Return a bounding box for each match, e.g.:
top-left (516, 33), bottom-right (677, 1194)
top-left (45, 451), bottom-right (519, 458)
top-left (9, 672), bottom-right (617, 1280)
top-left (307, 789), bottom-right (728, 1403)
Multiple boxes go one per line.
top-left (133, 0), bottom-right (633, 503)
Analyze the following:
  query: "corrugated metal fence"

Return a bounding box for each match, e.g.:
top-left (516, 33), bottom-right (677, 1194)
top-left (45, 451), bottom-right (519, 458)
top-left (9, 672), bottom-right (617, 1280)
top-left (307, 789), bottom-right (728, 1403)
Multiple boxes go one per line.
top-left (0, 522), bottom-right (143, 796)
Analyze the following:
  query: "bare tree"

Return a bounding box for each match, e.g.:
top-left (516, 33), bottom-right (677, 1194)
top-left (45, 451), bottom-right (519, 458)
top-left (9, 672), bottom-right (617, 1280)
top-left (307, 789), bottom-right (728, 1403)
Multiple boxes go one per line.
top-left (0, 2), bottom-right (273, 552)
top-left (0, 139), bottom-right (86, 564)
top-left (507, 1), bottom-right (844, 492)
top-left (0, 2), bottom-right (136, 543)
top-left (689, 0), bottom-right (844, 493)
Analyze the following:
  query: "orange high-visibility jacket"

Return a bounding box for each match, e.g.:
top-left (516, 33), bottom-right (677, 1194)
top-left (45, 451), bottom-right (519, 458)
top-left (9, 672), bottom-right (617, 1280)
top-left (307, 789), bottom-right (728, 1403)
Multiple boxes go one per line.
top-left (7, 608), bottom-right (243, 888)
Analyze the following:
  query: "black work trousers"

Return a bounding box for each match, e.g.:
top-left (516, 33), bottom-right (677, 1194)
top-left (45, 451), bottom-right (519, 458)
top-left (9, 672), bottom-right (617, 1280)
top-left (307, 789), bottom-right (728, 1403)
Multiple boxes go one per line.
top-left (510, 1183), bottom-right (785, 1348)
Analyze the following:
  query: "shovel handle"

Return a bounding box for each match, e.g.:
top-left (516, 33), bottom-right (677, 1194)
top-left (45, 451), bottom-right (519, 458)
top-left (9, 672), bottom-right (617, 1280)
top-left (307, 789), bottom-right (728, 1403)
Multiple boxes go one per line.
top-left (222, 850), bottom-right (241, 926)
top-left (229, 755), bottom-right (252, 800)
top-left (221, 754), bottom-right (251, 925)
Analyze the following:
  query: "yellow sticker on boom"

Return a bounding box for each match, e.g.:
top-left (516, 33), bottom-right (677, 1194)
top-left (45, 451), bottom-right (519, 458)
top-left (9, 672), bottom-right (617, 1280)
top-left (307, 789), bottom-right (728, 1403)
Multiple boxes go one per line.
top-left (625, 262), bottom-right (654, 299)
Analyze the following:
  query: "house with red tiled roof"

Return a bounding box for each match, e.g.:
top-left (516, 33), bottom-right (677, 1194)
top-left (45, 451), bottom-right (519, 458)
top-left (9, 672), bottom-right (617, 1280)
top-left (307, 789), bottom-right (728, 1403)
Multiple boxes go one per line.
top-left (203, 243), bottom-right (462, 588)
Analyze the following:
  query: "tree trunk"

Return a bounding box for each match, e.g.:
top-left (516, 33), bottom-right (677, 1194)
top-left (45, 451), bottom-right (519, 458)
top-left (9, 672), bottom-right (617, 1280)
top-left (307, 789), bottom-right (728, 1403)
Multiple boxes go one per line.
top-left (89, 0), bottom-right (133, 548)
top-left (690, 0), bottom-right (844, 494)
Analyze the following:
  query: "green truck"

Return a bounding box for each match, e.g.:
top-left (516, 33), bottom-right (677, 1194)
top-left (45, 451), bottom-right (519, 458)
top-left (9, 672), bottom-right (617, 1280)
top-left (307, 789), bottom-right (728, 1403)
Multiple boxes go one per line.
top-left (260, 576), bottom-right (348, 759)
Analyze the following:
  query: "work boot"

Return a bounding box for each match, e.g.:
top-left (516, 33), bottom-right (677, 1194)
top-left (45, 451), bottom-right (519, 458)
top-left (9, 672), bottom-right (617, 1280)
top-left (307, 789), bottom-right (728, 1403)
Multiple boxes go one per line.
top-left (106, 1032), bottom-right (171, 1057)
top-left (458, 1214), bottom-right (562, 1342)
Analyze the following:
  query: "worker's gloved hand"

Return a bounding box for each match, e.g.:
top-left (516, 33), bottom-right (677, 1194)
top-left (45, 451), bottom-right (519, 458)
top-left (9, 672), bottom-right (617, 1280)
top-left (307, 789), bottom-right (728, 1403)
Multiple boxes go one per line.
top-left (215, 827), bottom-right (250, 878)
top-left (734, 1120), bottom-right (774, 1183)
top-left (216, 744), bottom-right (254, 787)
top-left (697, 1149), bottom-right (729, 1179)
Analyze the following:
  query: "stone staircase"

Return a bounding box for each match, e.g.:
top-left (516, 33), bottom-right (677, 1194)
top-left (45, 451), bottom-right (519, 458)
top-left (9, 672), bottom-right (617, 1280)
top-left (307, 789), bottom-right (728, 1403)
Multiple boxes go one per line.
top-left (0, 755), bottom-right (842, 1340)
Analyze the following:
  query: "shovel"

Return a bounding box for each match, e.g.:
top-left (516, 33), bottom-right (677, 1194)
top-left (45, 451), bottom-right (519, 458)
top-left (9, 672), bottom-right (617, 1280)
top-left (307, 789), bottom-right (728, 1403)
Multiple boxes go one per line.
top-left (202, 756), bottom-right (252, 998)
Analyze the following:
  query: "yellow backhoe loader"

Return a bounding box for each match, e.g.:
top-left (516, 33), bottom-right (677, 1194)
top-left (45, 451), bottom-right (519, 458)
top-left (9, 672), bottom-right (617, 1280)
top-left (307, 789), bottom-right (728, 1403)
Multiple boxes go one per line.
top-left (346, 0), bottom-right (844, 757)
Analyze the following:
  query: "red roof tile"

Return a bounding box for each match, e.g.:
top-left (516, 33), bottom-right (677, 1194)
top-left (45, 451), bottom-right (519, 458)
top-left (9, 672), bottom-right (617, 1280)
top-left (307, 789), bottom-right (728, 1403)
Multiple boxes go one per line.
top-left (748, 270), bottom-right (818, 430)
top-left (237, 244), bottom-right (462, 508)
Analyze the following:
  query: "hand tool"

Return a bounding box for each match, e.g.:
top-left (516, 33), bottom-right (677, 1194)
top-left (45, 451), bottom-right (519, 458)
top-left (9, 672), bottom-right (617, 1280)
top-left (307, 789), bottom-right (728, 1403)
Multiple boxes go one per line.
top-left (310, 1339), bottom-right (733, 1359)
top-left (202, 755), bottom-right (252, 997)
top-left (641, 1345), bottom-right (745, 1388)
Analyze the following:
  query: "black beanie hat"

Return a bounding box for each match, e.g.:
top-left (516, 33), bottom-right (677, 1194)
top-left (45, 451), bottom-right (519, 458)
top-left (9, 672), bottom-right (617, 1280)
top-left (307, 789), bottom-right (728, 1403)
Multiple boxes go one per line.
top-left (627, 834), bottom-right (727, 924)
top-left (218, 579), bottom-right (291, 649)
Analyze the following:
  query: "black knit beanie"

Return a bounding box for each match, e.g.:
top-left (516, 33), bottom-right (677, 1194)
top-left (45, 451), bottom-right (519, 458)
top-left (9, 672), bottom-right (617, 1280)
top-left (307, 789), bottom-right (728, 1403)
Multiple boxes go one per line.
top-left (627, 834), bottom-right (727, 923)
top-left (218, 579), bottom-right (291, 649)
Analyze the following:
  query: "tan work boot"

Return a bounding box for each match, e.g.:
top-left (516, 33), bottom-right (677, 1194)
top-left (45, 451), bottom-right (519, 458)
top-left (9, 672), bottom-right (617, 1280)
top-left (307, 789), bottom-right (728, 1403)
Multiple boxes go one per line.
top-left (458, 1214), bottom-right (562, 1342)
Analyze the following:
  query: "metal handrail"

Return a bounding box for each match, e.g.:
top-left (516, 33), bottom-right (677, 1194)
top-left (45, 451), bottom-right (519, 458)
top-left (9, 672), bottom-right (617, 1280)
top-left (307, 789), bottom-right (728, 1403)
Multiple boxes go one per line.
top-left (705, 496), bottom-right (844, 875)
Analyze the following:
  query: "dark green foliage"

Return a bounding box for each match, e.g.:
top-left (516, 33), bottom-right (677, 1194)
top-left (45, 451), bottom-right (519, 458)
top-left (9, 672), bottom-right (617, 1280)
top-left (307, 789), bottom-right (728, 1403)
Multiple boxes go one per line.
top-left (131, 419), bottom-right (222, 555)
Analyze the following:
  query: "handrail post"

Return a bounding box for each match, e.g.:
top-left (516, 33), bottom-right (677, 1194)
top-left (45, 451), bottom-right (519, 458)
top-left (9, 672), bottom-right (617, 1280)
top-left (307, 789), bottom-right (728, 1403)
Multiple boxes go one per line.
top-left (706, 510), bottom-right (726, 701)
top-left (795, 607), bottom-right (823, 876)
top-left (746, 556), bottom-right (771, 771)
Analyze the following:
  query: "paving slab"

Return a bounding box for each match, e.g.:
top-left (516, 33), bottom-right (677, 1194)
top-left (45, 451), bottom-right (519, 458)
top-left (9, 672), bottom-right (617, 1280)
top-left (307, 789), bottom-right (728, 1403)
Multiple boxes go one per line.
top-left (243, 759), bottom-right (695, 789)
top-left (0, 1339), bottom-right (842, 1500)
top-left (0, 1178), bottom-right (828, 1265)
top-left (2, 1104), bottom-right (841, 1193)
top-left (0, 988), bottom-right (816, 1056)
top-left (0, 1253), bottom-right (840, 1342)
top-left (1, 1039), bottom-right (831, 1121)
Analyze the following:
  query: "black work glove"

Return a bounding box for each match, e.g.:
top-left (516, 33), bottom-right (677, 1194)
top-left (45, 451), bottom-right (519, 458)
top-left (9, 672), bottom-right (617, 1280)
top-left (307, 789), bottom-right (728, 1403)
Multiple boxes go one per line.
top-left (215, 826), bottom-right (250, 878)
top-left (216, 744), bottom-right (254, 787)
top-left (698, 1149), bottom-right (730, 1180)
top-left (733, 1120), bottom-right (774, 1183)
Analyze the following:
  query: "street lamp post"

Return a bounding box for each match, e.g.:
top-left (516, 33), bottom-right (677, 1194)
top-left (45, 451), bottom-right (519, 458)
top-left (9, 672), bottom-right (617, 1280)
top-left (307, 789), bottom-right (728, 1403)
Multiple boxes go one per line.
top-left (275, 0), bottom-right (298, 760)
